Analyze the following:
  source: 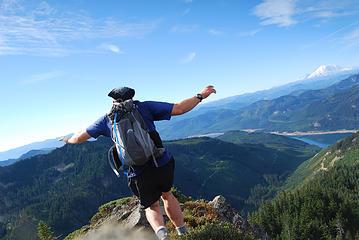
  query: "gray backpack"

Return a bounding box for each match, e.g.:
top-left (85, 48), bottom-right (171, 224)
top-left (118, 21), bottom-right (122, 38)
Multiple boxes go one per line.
top-left (107, 99), bottom-right (164, 177)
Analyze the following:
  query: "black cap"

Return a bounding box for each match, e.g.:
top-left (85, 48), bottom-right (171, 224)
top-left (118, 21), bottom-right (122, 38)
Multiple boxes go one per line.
top-left (108, 87), bottom-right (135, 101)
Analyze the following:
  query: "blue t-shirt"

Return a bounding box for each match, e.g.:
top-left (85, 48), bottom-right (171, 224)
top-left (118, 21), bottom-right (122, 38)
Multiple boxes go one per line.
top-left (86, 101), bottom-right (174, 178)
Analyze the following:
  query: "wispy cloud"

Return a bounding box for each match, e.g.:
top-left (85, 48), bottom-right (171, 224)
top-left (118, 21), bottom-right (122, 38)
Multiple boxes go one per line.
top-left (1, 0), bottom-right (24, 13)
top-left (171, 24), bottom-right (198, 33)
top-left (33, 1), bottom-right (53, 15)
top-left (184, 0), bottom-right (192, 3)
top-left (313, 11), bottom-right (351, 18)
top-left (301, 21), bottom-right (359, 49)
top-left (183, 8), bottom-right (191, 15)
top-left (253, 0), bottom-right (297, 27)
top-left (0, 1), bottom-right (158, 56)
top-left (209, 29), bottom-right (223, 35)
top-left (253, 0), bottom-right (359, 28)
top-left (342, 28), bottom-right (359, 47)
top-left (181, 52), bottom-right (196, 63)
top-left (21, 71), bottom-right (63, 85)
top-left (237, 29), bottom-right (261, 37)
top-left (98, 43), bottom-right (123, 54)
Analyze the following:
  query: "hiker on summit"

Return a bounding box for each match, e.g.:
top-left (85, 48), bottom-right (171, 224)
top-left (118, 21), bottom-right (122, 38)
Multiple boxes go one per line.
top-left (59, 85), bottom-right (216, 240)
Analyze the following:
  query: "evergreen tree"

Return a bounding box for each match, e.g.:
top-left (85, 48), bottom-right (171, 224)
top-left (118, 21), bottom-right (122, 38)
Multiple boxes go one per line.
top-left (37, 221), bottom-right (54, 240)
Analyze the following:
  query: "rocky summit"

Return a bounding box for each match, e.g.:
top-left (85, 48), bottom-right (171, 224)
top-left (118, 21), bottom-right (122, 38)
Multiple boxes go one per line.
top-left (65, 194), bottom-right (269, 240)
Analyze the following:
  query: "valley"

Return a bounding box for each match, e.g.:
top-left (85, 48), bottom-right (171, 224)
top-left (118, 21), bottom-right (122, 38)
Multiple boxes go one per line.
top-left (0, 131), bottom-right (320, 239)
top-left (1, 69), bottom-right (359, 240)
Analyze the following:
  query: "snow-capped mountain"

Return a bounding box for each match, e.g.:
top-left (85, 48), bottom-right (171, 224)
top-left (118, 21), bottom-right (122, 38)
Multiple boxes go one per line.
top-left (179, 64), bottom-right (358, 113)
top-left (307, 64), bottom-right (353, 79)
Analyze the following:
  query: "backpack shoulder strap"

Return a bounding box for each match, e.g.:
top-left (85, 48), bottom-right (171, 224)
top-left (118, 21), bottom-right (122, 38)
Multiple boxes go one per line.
top-left (113, 112), bottom-right (127, 175)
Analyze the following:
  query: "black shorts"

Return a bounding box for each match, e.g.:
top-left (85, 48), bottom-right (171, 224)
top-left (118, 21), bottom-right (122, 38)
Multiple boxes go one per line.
top-left (128, 157), bottom-right (175, 209)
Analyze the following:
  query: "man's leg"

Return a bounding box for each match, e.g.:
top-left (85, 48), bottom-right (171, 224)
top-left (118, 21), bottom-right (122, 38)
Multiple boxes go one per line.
top-left (145, 200), bottom-right (164, 230)
top-left (145, 200), bottom-right (171, 240)
top-left (161, 191), bottom-right (184, 227)
top-left (161, 191), bottom-right (190, 237)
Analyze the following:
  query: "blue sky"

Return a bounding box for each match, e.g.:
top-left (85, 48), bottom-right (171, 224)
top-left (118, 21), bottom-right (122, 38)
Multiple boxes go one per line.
top-left (1, 0), bottom-right (359, 151)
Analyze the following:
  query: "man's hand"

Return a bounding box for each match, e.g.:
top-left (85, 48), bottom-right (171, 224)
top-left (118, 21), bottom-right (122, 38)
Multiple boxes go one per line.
top-left (200, 85), bottom-right (216, 99)
top-left (59, 130), bottom-right (91, 144)
top-left (171, 85), bottom-right (217, 116)
top-left (59, 137), bottom-right (71, 144)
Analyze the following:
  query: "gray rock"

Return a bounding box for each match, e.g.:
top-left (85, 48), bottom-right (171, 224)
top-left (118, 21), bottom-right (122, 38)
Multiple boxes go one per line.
top-left (209, 195), bottom-right (245, 228)
top-left (111, 198), bottom-right (151, 229)
top-left (209, 195), bottom-right (270, 240)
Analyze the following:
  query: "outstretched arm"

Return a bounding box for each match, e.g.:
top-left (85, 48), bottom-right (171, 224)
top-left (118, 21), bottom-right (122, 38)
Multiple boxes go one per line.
top-left (59, 130), bottom-right (91, 144)
top-left (171, 85), bottom-right (216, 116)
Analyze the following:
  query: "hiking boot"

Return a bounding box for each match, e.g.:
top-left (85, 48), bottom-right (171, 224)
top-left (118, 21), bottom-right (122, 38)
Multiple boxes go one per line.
top-left (159, 233), bottom-right (171, 240)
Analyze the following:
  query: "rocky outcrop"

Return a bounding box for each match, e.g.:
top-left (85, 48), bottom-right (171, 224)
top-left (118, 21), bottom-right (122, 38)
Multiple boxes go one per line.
top-left (67, 197), bottom-right (156, 240)
top-left (67, 195), bottom-right (269, 240)
top-left (109, 198), bottom-right (149, 229)
top-left (209, 195), bottom-right (269, 239)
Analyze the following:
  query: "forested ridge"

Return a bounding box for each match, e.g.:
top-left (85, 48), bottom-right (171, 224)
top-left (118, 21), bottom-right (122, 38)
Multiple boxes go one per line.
top-left (250, 163), bottom-right (359, 239)
top-left (284, 131), bottom-right (359, 190)
top-left (0, 138), bottom-right (131, 239)
top-left (0, 132), bottom-right (318, 239)
top-left (250, 132), bottom-right (359, 239)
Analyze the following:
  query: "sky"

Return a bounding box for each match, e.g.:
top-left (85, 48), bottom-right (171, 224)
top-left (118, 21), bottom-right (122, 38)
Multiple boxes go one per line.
top-left (1, 0), bottom-right (359, 152)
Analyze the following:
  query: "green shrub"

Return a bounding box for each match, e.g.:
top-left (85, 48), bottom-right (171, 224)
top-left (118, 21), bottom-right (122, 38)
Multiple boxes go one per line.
top-left (170, 222), bottom-right (252, 240)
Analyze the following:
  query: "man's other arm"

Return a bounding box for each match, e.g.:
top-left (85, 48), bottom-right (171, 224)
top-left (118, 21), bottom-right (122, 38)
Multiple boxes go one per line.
top-left (59, 130), bottom-right (91, 144)
top-left (171, 85), bottom-right (216, 116)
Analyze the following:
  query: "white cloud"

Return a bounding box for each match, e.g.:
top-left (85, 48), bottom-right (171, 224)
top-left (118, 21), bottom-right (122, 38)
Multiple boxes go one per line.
top-left (253, 0), bottom-right (359, 28)
top-left (0, 1), bottom-right (158, 56)
top-left (313, 11), bottom-right (349, 18)
top-left (209, 29), bottom-right (223, 35)
top-left (301, 21), bottom-right (359, 49)
top-left (181, 52), bottom-right (196, 63)
top-left (183, 8), bottom-right (190, 15)
top-left (33, 1), bottom-right (53, 15)
top-left (171, 24), bottom-right (198, 33)
top-left (21, 71), bottom-right (63, 84)
top-left (344, 28), bottom-right (359, 40)
top-left (253, 0), bottom-right (297, 27)
top-left (99, 43), bottom-right (123, 54)
top-left (342, 28), bottom-right (359, 47)
top-left (1, 0), bottom-right (24, 13)
top-left (237, 29), bottom-right (261, 37)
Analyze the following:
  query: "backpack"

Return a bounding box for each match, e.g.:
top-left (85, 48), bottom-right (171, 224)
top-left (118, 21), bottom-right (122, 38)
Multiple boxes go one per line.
top-left (107, 99), bottom-right (164, 177)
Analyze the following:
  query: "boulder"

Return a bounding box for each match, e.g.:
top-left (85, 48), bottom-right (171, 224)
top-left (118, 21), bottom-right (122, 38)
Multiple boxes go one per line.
top-left (209, 195), bottom-right (270, 240)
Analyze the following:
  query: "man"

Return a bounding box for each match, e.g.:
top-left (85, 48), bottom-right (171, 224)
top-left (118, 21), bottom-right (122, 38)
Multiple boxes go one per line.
top-left (59, 85), bottom-right (216, 240)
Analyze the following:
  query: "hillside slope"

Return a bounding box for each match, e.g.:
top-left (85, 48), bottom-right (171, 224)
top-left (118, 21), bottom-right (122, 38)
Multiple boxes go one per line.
top-left (284, 131), bottom-right (359, 190)
top-left (0, 138), bottom-right (131, 240)
top-left (249, 131), bottom-right (359, 239)
top-left (0, 132), bottom-right (319, 239)
top-left (250, 162), bottom-right (359, 239)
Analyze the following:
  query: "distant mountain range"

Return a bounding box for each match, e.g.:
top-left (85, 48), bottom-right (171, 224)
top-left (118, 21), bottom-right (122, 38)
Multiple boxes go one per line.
top-left (197, 64), bottom-right (357, 111)
top-left (158, 73), bottom-right (359, 139)
top-left (1, 65), bottom-right (357, 163)
top-left (0, 149), bottom-right (54, 167)
top-left (0, 136), bottom-right (67, 162)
